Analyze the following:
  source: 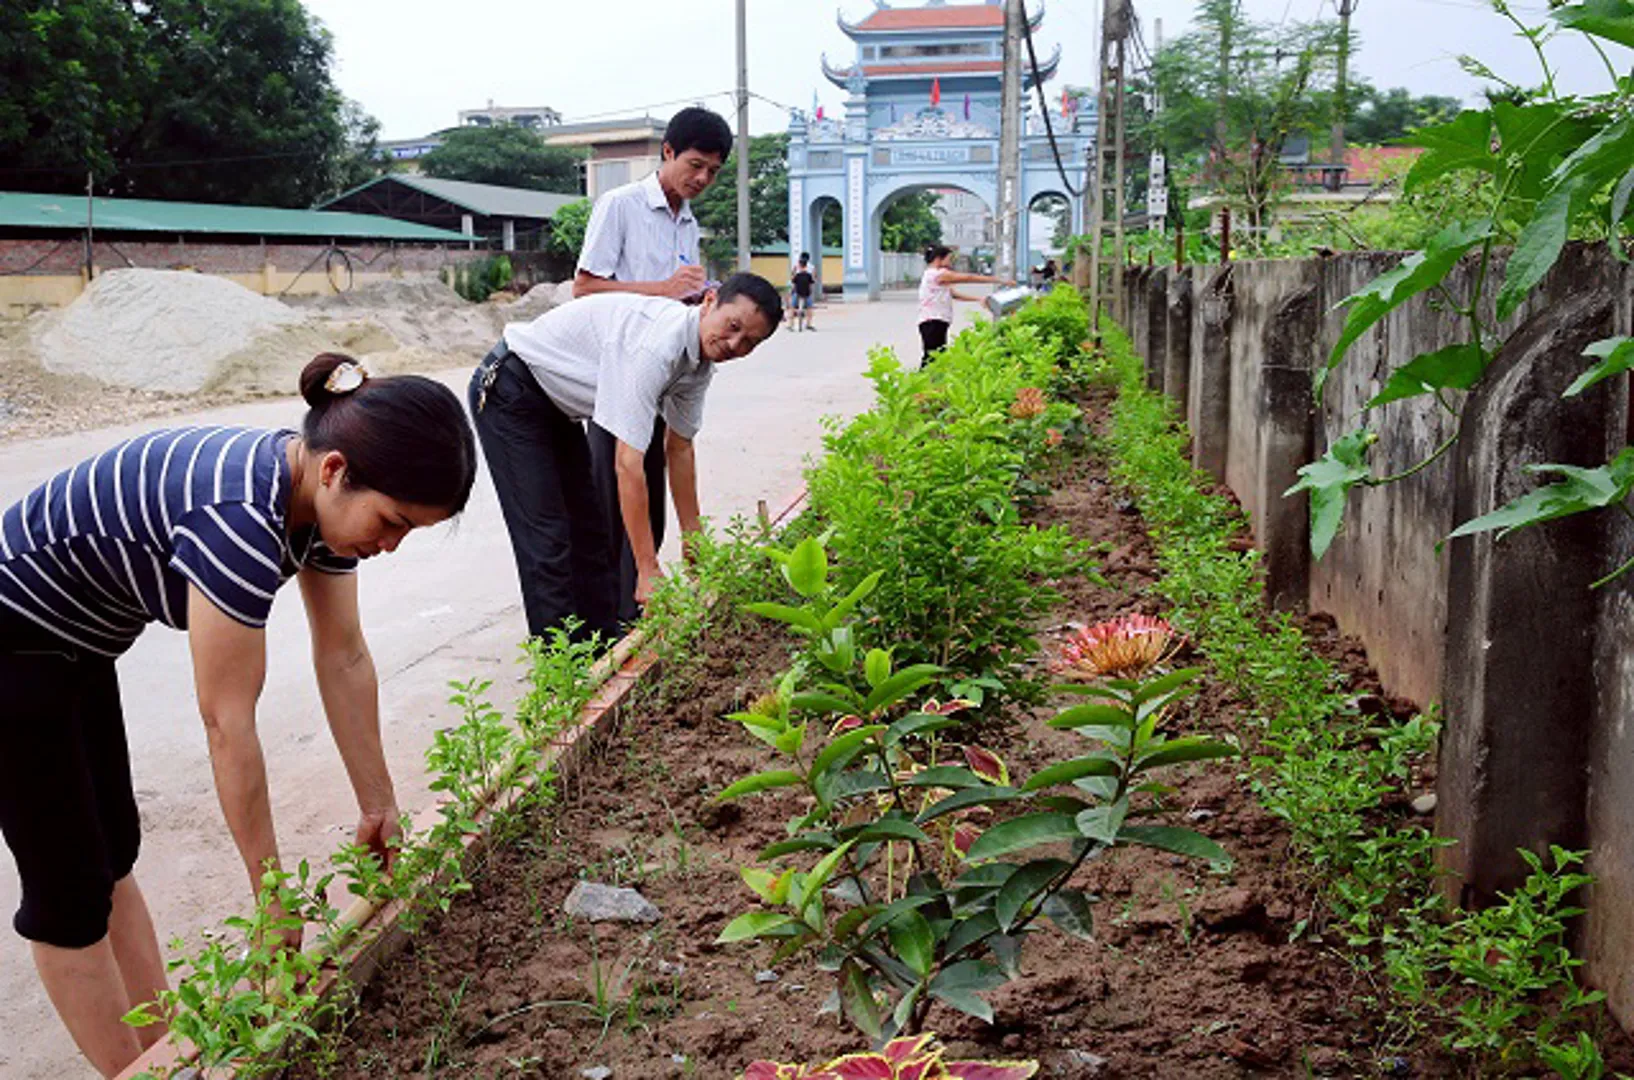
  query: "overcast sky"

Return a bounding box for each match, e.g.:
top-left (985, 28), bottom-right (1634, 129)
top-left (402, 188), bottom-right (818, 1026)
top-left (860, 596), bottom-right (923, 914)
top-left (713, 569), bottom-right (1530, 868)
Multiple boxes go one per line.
top-left (299, 0), bottom-right (1628, 142)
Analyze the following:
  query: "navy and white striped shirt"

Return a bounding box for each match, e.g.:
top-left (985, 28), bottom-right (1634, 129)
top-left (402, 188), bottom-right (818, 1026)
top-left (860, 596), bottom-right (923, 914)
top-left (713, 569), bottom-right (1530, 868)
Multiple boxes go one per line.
top-left (0, 426), bottom-right (355, 657)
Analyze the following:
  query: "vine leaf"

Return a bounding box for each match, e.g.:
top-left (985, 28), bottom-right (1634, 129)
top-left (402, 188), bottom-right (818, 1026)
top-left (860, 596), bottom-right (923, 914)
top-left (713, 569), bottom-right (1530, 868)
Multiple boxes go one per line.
top-left (1285, 428), bottom-right (1378, 559)
top-left (1564, 338), bottom-right (1634, 398)
top-left (1320, 221), bottom-right (1493, 398)
top-left (1553, 0), bottom-right (1634, 49)
top-left (1403, 110), bottom-right (1497, 192)
top-left (1499, 117), bottom-right (1634, 320)
top-left (1366, 344), bottom-right (1492, 410)
top-left (1448, 448), bottom-right (1634, 542)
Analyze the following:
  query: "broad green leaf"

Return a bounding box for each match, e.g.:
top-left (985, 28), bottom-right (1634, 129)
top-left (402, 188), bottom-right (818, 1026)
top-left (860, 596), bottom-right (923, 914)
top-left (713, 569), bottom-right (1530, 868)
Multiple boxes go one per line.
top-left (1565, 337), bottom-right (1634, 398)
top-left (1129, 667), bottom-right (1204, 708)
top-left (943, 910), bottom-right (1001, 960)
top-left (824, 569), bottom-right (884, 630)
top-left (810, 725), bottom-right (886, 788)
top-left (1047, 702), bottom-right (1135, 730)
top-left (741, 601), bottom-right (821, 634)
top-left (860, 893), bottom-right (943, 940)
top-left (717, 769), bottom-right (804, 802)
top-left (885, 712), bottom-right (964, 744)
top-left (1074, 775), bottom-right (1120, 801)
top-left (903, 765), bottom-right (989, 789)
top-left (1042, 889), bottom-right (1096, 941)
top-left (953, 863), bottom-right (1020, 889)
top-left (1134, 736), bottom-right (1240, 771)
top-left (1450, 447), bottom-right (1634, 541)
top-left (1500, 117), bottom-right (1634, 319)
top-left (1403, 110), bottom-right (1496, 192)
top-left (1554, 0), bottom-right (1634, 48)
top-left (915, 785), bottom-right (1025, 825)
top-left (1321, 221), bottom-right (1493, 394)
top-left (800, 840), bottom-right (857, 917)
top-left (1119, 825), bottom-right (1233, 868)
top-left (790, 690), bottom-right (859, 715)
top-left (995, 858), bottom-right (1071, 930)
top-left (928, 960), bottom-right (1006, 1022)
top-left (1612, 165), bottom-right (1634, 261)
top-left (888, 909), bottom-right (937, 977)
top-left (717, 911), bottom-right (795, 943)
top-left (828, 769), bottom-right (893, 801)
top-left (1021, 755), bottom-right (1122, 792)
top-left (865, 648), bottom-right (893, 689)
top-left (892, 983), bottom-right (925, 1033)
top-left (1366, 344), bottom-right (1491, 410)
top-left (862, 663), bottom-right (944, 714)
top-left (1076, 797), bottom-right (1129, 846)
top-left (1285, 428), bottom-right (1378, 559)
top-left (966, 812), bottom-right (1081, 862)
top-left (784, 537), bottom-right (829, 598)
top-left (1048, 682), bottom-right (1128, 702)
top-left (839, 957), bottom-right (884, 1038)
top-left (741, 866), bottom-right (796, 905)
top-left (1492, 102), bottom-right (1594, 203)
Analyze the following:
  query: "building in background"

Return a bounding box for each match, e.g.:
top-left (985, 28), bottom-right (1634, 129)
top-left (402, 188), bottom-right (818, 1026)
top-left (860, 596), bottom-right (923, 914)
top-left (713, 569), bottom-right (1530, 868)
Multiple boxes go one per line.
top-left (933, 187), bottom-right (992, 253)
top-left (458, 101), bottom-right (563, 130)
top-left (319, 174), bottom-right (577, 251)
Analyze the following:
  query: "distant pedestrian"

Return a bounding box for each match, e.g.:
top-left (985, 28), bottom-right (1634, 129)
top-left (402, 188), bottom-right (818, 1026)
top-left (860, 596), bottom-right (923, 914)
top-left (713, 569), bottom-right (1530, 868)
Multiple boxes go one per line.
top-left (0, 356), bottom-right (477, 1079)
top-left (789, 252), bottom-right (817, 332)
top-left (573, 106), bottom-right (736, 625)
top-left (470, 275), bottom-right (783, 645)
top-left (917, 244), bottom-right (1006, 364)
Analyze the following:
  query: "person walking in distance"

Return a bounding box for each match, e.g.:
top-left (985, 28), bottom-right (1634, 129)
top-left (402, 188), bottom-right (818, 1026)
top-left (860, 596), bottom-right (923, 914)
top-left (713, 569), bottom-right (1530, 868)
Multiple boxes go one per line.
top-left (789, 252), bottom-right (817, 332)
top-left (917, 244), bottom-right (1006, 364)
top-left (574, 106), bottom-right (735, 625)
top-left (470, 275), bottom-right (783, 645)
top-left (0, 356), bottom-right (477, 1078)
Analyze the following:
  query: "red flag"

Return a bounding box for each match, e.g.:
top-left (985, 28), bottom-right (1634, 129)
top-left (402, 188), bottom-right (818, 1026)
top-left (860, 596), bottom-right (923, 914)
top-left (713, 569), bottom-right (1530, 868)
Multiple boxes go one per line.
top-left (816, 104), bottom-right (825, 120)
top-left (1061, 88), bottom-right (1073, 118)
top-left (930, 77), bottom-right (941, 107)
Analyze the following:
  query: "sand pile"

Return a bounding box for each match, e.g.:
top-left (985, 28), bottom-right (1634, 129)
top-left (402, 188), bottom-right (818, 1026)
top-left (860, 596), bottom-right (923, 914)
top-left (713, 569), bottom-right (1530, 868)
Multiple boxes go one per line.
top-left (34, 269), bottom-right (305, 393)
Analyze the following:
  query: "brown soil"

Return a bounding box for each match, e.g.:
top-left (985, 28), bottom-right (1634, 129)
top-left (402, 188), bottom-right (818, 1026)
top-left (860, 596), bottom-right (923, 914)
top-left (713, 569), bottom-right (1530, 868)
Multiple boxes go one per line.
top-left (293, 397), bottom-right (1620, 1079)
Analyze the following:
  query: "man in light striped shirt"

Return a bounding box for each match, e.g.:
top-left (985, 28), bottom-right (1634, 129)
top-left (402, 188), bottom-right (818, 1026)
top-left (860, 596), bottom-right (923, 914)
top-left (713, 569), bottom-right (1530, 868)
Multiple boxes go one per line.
top-left (574, 107), bottom-right (735, 624)
top-left (470, 274), bottom-right (782, 645)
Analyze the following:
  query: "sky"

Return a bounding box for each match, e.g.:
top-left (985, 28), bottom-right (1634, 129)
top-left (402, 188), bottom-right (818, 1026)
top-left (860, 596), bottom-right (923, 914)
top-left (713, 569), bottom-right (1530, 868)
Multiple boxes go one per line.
top-left (300, 0), bottom-right (1629, 143)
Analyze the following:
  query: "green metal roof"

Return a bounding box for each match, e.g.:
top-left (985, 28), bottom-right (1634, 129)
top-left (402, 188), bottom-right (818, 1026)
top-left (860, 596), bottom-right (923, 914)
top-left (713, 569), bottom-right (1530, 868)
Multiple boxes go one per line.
top-left (0, 190), bottom-right (477, 242)
top-left (320, 175), bottom-right (581, 220)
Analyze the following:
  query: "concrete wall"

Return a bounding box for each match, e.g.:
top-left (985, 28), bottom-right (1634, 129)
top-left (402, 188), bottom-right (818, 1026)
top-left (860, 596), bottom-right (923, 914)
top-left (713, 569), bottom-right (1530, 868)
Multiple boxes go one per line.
top-left (0, 239), bottom-right (482, 317)
top-left (1118, 245), bottom-right (1634, 1030)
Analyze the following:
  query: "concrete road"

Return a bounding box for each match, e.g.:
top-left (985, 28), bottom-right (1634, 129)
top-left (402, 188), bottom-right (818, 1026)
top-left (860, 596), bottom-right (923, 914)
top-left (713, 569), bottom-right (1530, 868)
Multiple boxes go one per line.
top-left (0, 291), bottom-right (985, 1079)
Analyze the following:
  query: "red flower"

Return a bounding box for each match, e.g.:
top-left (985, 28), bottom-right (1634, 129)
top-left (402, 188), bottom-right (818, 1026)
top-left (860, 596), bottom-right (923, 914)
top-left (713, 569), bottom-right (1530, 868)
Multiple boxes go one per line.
top-left (1055, 613), bottom-right (1179, 680)
top-left (1009, 387), bottom-right (1046, 420)
top-left (744, 1035), bottom-right (1038, 1080)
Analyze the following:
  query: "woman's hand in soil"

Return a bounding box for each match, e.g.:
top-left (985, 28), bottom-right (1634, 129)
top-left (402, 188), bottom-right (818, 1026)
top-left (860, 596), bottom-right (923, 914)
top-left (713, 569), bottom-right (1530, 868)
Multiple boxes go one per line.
top-left (355, 803), bottom-right (402, 873)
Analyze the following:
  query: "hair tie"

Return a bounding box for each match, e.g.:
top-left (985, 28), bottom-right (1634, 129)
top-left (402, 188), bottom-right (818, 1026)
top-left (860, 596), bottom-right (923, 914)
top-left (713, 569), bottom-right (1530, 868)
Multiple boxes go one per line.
top-left (324, 361), bottom-right (369, 396)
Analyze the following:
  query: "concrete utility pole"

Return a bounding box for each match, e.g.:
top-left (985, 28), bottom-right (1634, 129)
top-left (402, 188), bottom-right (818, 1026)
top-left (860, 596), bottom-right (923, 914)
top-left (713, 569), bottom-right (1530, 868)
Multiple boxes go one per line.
top-left (1328, 0), bottom-right (1358, 192)
top-left (84, 171), bottom-right (95, 281)
top-left (1087, 0), bottom-right (1132, 326)
top-left (735, 0), bottom-right (751, 271)
top-left (996, 0), bottom-right (1023, 282)
top-left (1148, 18), bottom-right (1167, 237)
top-left (1215, 0), bottom-right (1235, 158)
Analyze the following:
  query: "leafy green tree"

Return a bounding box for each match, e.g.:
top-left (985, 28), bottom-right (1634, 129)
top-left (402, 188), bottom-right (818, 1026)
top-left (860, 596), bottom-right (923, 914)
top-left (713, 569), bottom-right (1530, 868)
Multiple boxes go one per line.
top-left (0, 0), bottom-right (386, 207)
top-left (694, 133), bottom-right (790, 266)
top-left (545, 197), bottom-right (593, 259)
top-left (1346, 86), bottom-right (1463, 145)
top-left (880, 191), bottom-right (943, 253)
top-left (420, 125), bottom-right (584, 193)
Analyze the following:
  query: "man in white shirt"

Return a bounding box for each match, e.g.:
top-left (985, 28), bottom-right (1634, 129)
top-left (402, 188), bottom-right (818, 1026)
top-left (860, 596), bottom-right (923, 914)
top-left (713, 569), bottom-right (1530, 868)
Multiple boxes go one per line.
top-left (468, 274), bottom-right (782, 644)
top-left (575, 107), bottom-right (735, 625)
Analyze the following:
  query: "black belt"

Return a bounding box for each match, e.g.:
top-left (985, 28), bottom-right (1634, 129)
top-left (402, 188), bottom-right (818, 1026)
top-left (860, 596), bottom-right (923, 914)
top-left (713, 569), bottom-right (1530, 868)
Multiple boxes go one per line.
top-left (474, 342), bottom-right (532, 413)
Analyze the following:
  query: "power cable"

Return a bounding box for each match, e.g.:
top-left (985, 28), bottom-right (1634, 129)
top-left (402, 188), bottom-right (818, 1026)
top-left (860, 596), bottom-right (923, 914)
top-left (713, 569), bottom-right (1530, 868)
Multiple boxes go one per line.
top-left (1019, 0), bottom-right (1085, 197)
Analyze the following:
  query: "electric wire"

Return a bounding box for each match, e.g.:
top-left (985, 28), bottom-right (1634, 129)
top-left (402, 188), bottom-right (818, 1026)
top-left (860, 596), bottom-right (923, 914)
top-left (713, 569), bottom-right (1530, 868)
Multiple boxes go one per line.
top-left (1020, 0), bottom-right (1086, 197)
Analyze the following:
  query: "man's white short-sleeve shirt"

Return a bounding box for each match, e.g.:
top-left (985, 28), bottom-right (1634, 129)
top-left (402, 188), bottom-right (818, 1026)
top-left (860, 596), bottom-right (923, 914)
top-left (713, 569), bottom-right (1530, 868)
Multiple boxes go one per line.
top-left (576, 172), bottom-right (701, 283)
top-left (501, 294), bottom-right (712, 452)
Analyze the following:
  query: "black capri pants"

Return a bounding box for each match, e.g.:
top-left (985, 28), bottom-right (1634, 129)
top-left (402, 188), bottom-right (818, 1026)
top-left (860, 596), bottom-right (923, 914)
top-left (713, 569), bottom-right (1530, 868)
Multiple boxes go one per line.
top-left (0, 607), bottom-right (139, 948)
top-left (919, 318), bottom-right (950, 364)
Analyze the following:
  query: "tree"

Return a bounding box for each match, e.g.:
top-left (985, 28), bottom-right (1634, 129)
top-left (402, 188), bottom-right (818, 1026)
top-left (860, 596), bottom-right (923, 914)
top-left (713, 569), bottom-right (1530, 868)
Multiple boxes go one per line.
top-left (420, 125), bottom-right (584, 193)
top-left (693, 133), bottom-right (791, 267)
top-left (0, 0), bottom-right (386, 207)
top-left (545, 198), bottom-right (593, 259)
top-left (1346, 86), bottom-right (1463, 145)
top-left (879, 191), bottom-right (943, 253)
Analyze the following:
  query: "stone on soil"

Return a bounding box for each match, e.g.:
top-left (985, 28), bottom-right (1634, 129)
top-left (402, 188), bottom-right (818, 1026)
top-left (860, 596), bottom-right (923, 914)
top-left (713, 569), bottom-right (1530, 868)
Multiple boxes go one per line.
top-left (563, 881), bottom-right (661, 923)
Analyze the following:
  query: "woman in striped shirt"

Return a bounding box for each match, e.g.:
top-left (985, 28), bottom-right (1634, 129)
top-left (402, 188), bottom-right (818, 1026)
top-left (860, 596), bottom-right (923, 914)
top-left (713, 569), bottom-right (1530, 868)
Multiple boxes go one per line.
top-left (0, 353), bottom-right (476, 1078)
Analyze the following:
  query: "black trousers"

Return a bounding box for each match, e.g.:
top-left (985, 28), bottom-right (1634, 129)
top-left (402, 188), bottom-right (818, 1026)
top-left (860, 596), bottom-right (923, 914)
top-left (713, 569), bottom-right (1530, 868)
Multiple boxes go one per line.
top-left (469, 347), bottom-right (620, 644)
top-left (588, 417), bottom-right (666, 627)
top-left (0, 608), bottom-right (139, 948)
top-left (919, 318), bottom-right (950, 364)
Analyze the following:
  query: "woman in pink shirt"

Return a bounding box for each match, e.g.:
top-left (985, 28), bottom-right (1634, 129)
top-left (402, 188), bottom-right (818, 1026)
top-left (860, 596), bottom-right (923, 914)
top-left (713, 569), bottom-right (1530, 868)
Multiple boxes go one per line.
top-left (917, 244), bottom-right (1005, 364)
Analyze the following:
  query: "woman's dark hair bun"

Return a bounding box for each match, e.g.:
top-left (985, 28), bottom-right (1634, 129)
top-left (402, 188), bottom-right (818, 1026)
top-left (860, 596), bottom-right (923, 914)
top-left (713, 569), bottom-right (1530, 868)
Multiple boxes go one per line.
top-left (924, 244), bottom-right (952, 264)
top-left (299, 353), bottom-right (359, 408)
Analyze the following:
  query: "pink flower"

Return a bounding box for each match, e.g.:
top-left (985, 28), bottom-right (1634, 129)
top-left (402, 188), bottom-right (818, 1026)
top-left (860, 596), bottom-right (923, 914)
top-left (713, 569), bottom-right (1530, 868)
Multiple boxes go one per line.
top-left (1056, 613), bottom-right (1179, 680)
top-left (744, 1035), bottom-right (1038, 1080)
